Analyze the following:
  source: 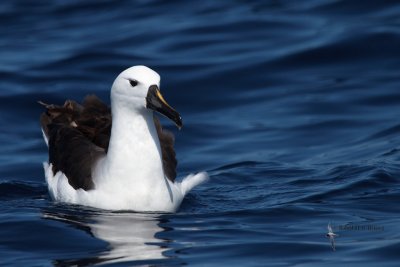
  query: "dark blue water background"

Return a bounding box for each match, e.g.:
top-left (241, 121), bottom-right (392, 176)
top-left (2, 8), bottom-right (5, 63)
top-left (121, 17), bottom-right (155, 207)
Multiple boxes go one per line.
top-left (1, 0), bottom-right (400, 266)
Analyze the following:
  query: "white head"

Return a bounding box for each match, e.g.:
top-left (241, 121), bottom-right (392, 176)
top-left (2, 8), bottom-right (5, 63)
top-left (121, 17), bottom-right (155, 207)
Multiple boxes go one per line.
top-left (110, 65), bottom-right (182, 128)
top-left (111, 65), bottom-right (160, 108)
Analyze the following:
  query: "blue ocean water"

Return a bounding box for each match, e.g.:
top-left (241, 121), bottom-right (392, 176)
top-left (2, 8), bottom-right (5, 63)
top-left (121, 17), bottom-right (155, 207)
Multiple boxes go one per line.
top-left (1, 0), bottom-right (400, 266)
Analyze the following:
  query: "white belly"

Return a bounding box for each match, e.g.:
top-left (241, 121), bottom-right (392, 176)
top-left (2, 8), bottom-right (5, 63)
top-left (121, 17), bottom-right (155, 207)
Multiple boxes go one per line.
top-left (43, 162), bottom-right (184, 212)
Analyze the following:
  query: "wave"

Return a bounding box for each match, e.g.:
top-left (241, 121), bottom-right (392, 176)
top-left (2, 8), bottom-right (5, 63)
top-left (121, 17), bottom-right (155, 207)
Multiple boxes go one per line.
top-left (0, 181), bottom-right (47, 200)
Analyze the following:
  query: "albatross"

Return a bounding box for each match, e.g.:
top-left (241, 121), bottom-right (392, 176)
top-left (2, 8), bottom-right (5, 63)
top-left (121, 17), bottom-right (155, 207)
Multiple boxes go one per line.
top-left (40, 65), bottom-right (208, 212)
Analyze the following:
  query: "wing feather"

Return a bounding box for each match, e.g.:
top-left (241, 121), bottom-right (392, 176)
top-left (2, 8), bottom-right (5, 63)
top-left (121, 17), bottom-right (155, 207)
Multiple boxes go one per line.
top-left (40, 97), bottom-right (107, 190)
top-left (154, 116), bottom-right (177, 182)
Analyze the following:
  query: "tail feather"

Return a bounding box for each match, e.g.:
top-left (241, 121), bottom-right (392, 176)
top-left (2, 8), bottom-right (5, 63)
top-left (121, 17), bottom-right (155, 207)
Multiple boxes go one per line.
top-left (180, 172), bottom-right (209, 196)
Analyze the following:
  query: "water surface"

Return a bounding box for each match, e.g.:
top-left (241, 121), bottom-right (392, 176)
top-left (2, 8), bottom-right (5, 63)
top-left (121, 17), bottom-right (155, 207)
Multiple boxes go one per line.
top-left (1, 1), bottom-right (400, 266)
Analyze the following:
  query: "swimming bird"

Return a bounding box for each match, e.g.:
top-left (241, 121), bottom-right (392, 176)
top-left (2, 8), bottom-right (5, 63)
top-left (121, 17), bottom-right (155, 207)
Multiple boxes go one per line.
top-left (40, 65), bottom-right (208, 212)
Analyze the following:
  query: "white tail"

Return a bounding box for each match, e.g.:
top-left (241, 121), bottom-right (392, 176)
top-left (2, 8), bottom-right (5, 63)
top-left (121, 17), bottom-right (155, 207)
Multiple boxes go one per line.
top-left (180, 172), bottom-right (209, 196)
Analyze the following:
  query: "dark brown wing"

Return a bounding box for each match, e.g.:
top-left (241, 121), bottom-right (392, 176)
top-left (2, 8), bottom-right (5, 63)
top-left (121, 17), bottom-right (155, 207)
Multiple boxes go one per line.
top-left (40, 95), bottom-right (109, 190)
top-left (39, 99), bottom-right (83, 136)
top-left (47, 124), bottom-right (104, 190)
top-left (77, 95), bottom-right (112, 150)
top-left (154, 116), bottom-right (177, 182)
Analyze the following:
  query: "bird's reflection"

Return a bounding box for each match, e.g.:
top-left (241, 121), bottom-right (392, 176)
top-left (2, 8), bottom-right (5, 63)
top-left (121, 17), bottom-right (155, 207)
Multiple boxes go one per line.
top-left (42, 206), bottom-right (169, 266)
top-left (90, 212), bottom-right (168, 263)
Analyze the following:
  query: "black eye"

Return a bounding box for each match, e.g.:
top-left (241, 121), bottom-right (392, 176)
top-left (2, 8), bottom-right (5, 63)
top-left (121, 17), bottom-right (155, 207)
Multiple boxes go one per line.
top-left (129, 79), bottom-right (138, 87)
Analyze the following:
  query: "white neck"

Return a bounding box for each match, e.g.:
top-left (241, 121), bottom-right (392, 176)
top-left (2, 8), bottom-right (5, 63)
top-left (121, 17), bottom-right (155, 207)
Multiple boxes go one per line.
top-left (100, 96), bottom-right (165, 187)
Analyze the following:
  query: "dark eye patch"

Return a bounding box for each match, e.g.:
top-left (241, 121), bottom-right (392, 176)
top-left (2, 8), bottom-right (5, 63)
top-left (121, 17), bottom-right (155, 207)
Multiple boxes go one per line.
top-left (129, 80), bottom-right (138, 87)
